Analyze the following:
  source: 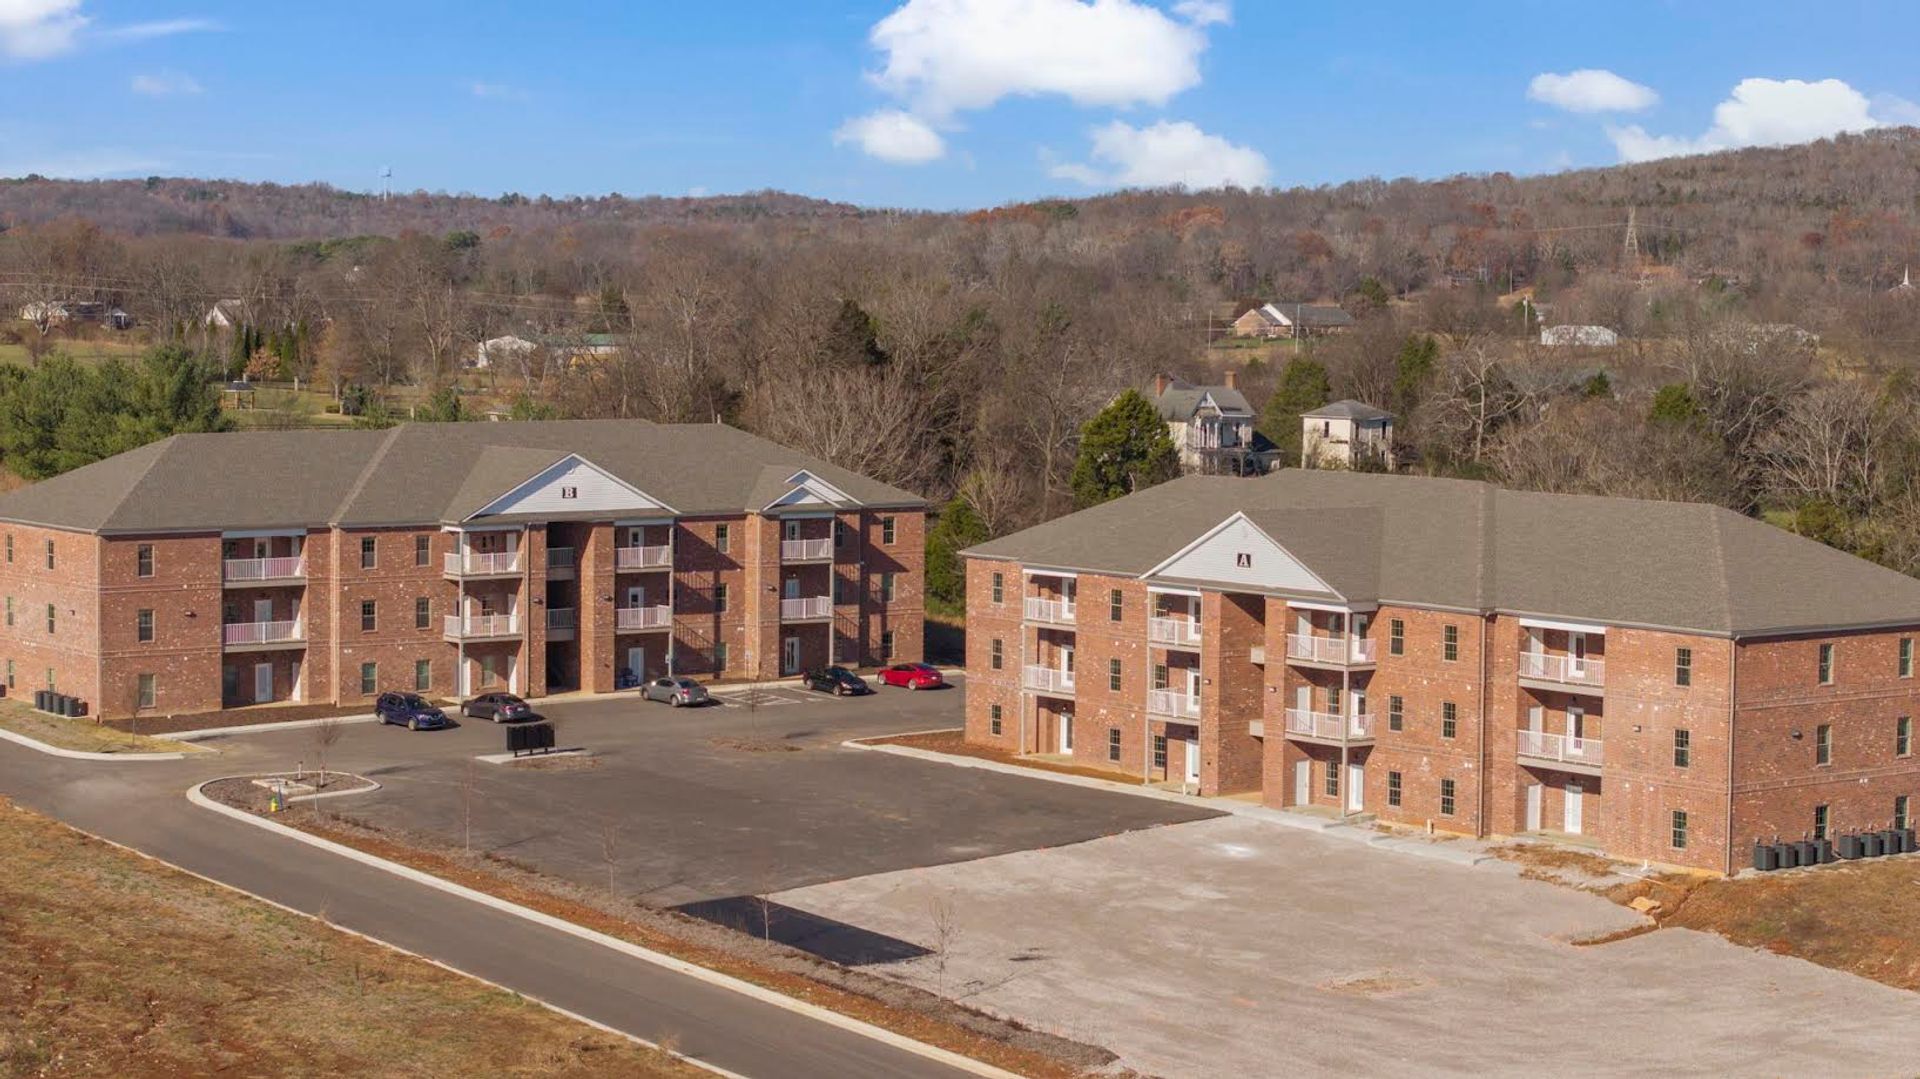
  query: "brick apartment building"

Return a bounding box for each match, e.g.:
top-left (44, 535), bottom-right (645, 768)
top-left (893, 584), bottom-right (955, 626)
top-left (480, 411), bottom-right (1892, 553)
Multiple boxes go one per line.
top-left (963, 470), bottom-right (1920, 874)
top-left (0, 419), bottom-right (925, 718)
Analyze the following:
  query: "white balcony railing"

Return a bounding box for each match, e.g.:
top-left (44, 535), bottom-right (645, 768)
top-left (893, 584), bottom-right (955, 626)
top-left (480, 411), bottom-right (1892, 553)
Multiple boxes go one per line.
top-left (1023, 664), bottom-right (1075, 694)
top-left (1517, 729), bottom-right (1605, 767)
top-left (1286, 634), bottom-right (1376, 665)
top-left (1519, 652), bottom-right (1606, 688)
top-left (781, 538), bottom-right (833, 562)
top-left (1148, 617), bottom-right (1202, 647)
top-left (615, 544), bottom-right (671, 571)
top-left (222, 620), bottom-right (303, 646)
top-left (615, 604), bottom-right (671, 631)
top-left (546, 547), bottom-right (576, 571)
top-left (1023, 597), bottom-right (1076, 625)
top-left (1147, 689), bottom-right (1202, 718)
top-left (222, 556), bottom-right (305, 582)
top-left (444, 549), bottom-right (522, 576)
top-left (1283, 708), bottom-right (1375, 741)
top-left (443, 613), bottom-right (520, 638)
top-left (781, 596), bottom-right (832, 621)
top-left (545, 607), bottom-right (576, 631)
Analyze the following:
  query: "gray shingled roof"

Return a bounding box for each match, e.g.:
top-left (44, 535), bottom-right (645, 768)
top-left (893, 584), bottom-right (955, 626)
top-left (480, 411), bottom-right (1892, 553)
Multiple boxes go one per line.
top-left (0, 419), bottom-right (925, 534)
top-left (1152, 378), bottom-right (1253, 420)
top-left (964, 470), bottom-right (1920, 637)
top-left (1302, 399), bottom-right (1393, 422)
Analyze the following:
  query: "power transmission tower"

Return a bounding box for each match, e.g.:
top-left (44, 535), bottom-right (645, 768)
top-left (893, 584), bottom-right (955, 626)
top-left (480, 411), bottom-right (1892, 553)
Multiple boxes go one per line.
top-left (1623, 205), bottom-right (1640, 264)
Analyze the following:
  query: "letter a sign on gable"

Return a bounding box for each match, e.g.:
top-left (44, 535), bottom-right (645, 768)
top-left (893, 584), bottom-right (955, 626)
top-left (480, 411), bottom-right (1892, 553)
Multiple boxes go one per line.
top-left (1235, 552), bottom-right (1253, 568)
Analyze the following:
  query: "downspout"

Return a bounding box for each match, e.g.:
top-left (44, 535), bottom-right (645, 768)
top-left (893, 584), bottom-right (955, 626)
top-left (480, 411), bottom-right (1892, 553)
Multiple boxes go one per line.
top-left (1339, 661), bottom-right (1351, 817)
top-left (1020, 579), bottom-right (1030, 756)
top-left (456, 532), bottom-right (467, 698)
top-left (1726, 636), bottom-right (1739, 875)
top-left (666, 522), bottom-right (677, 677)
top-left (1478, 615), bottom-right (1490, 839)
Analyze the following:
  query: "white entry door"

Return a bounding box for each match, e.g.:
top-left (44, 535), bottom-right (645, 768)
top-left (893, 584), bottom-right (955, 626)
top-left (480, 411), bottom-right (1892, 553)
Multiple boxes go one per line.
top-left (1564, 783), bottom-right (1584, 834)
top-left (783, 577), bottom-right (800, 600)
top-left (626, 585), bottom-right (646, 610)
top-left (1059, 712), bottom-right (1074, 753)
top-left (1294, 759), bottom-right (1311, 805)
top-left (253, 598), bottom-right (272, 624)
top-left (253, 662), bottom-right (273, 704)
top-left (1184, 738), bottom-right (1201, 785)
top-left (627, 646), bottom-right (645, 683)
top-left (1059, 645), bottom-right (1075, 687)
top-left (1346, 763), bottom-right (1365, 812)
top-left (1567, 633), bottom-right (1589, 678)
top-left (782, 636), bottom-right (801, 675)
top-left (1186, 667), bottom-right (1201, 709)
top-left (1294, 684), bottom-right (1312, 714)
top-left (289, 658), bottom-right (303, 703)
top-left (1525, 783), bottom-right (1543, 831)
top-left (1566, 707), bottom-right (1587, 757)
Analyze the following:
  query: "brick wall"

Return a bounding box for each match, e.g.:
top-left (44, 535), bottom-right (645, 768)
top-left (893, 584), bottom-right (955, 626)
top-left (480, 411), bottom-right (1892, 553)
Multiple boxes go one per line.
top-left (0, 524), bottom-right (103, 708)
top-left (99, 533), bottom-right (224, 717)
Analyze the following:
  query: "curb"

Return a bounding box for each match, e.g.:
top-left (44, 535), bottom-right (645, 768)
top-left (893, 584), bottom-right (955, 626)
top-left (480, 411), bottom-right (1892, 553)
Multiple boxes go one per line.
top-left (848, 740), bottom-right (1500, 869)
top-left (187, 780), bottom-right (1022, 1079)
top-left (164, 712), bottom-right (379, 742)
top-left (14, 801), bottom-right (739, 1078)
top-left (0, 724), bottom-right (190, 761)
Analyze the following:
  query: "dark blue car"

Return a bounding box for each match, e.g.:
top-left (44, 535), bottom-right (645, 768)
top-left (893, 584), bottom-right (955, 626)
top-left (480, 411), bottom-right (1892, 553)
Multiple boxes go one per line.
top-left (374, 691), bottom-right (451, 731)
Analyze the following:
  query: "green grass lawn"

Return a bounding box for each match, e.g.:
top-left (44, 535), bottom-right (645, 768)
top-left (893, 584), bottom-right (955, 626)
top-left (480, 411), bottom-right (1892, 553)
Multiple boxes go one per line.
top-left (0, 338), bottom-right (150, 366)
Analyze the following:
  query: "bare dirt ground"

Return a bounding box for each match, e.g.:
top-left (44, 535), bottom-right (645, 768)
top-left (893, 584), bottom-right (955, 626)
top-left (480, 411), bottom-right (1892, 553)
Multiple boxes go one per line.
top-left (866, 728), bottom-right (1149, 786)
top-left (0, 797), bottom-right (700, 1078)
top-left (0, 698), bottom-right (203, 755)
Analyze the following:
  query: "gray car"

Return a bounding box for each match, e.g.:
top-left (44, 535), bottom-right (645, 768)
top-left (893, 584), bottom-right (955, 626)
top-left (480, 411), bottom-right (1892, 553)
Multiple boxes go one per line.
top-left (641, 676), bottom-right (710, 706)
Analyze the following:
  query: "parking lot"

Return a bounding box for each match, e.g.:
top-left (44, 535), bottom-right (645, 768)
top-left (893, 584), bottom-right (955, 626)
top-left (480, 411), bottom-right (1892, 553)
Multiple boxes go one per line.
top-left (775, 814), bottom-right (1920, 1078)
top-left (216, 679), bottom-right (1216, 908)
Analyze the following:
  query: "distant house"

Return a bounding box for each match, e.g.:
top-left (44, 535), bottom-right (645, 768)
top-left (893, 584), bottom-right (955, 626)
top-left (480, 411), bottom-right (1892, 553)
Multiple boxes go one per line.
top-left (470, 333), bottom-right (621, 370)
top-left (19, 300), bottom-right (132, 330)
top-left (204, 299), bottom-right (250, 329)
top-left (1232, 302), bottom-right (1355, 340)
top-left (1540, 325), bottom-right (1619, 348)
top-left (1151, 372), bottom-right (1273, 476)
top-left (1301, 400), bottom-right (1395, 470)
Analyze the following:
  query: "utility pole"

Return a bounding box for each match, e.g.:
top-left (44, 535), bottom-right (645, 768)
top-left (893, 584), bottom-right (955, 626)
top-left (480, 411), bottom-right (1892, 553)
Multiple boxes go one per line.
top-left (1623, 205), bottom-right (1640, 265)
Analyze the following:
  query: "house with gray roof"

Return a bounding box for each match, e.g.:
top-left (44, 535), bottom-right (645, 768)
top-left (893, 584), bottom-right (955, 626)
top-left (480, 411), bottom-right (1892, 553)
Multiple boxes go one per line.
top-left (1231, 302), bottom-right (1356, 339)
top-left (1150, 372), bottom-right (1275, 476)
top-left (1301, 399), bottom-right (1395, 470)
top-left (0, 419), bottom-right (926, 720)
top-left (957, 469), bottom-right (1920, 876)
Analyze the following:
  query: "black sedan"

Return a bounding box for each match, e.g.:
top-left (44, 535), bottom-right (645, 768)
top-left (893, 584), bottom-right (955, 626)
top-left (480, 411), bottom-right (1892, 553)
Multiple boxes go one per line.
top-left (461, 692), bottom-right (534, 722)
top-left (800, 666), bottom-right (871, 696)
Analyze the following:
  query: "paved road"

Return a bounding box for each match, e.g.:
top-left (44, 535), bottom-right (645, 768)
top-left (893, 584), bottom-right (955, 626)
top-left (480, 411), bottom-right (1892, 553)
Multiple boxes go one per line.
top-left (0, 727), bottom-right (983, 1078)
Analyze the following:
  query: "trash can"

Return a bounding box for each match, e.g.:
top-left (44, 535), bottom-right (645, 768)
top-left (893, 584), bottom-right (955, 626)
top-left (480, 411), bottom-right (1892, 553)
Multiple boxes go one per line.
top-left (1775, 842), bottom-right (1798, 869)
top-left (1838, 834), bottom-right (1862, 859)
top-left (1863, 833), bottom-right (1884, 858)
top-left (1795, 840), bottom-right (1818, 866)
top-left (1753, 842), bottom-right (1777, 872)
top-left (1900, 828), bottom-right (1917, 854)
top-left (1816, 838), bottom-right (1835, 864)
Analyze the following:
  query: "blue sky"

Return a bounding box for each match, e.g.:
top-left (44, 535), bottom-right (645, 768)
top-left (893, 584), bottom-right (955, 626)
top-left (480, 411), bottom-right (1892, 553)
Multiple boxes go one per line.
top-left (1, 1), bottom-right (1915, 209)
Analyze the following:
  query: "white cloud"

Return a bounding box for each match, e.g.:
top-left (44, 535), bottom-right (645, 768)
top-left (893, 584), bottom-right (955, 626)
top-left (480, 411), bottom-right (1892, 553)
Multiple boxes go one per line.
top-left (103, 17), bottom-right (220, 42)
top-left (1049, 118), bottom-right (1268, 189)
top-left (1607, 77), bottom-right (1886, 162)
top-left (1527, 69), bottom-right (1658, 114)
top-left (0, 147), bottom-right (163, 178)
top-left (834, 108), bottom-right (947, 164)
top-left (130, 69), bottom-right (200, 96)
top-left (1873, 92), bottom-right (1920, 127)
top-left (0, 0), bottom-right (88, 59)
top-left (1172, 0), bottom-right (1230, 26)
top-left (866, 0), bottom-right (1212, 117)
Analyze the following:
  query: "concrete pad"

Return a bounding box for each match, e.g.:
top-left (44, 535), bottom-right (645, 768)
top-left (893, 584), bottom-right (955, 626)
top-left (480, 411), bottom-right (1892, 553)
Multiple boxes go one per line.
top-left (775, 815), bottom-right (1920, 1078)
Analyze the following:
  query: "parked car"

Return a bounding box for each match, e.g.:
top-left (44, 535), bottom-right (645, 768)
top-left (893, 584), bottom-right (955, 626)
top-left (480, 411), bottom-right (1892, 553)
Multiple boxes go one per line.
top-left (642, 676), bottom-right (711, 707)
top-left (374, 692), bottom-right (451, 731)
top-left (878, 662), bottom-right (945, 690)
top-left (462, 692), bottom-right (533, 722)
top-left (801, 666), bottom-right (871, 696)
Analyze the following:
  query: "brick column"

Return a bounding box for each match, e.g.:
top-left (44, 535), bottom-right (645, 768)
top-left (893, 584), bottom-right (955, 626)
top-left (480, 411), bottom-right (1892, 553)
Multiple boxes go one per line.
top-left (522, 525), bottom-right (549, 697)
top-left (1202, 590), bottom-right (1265, 795)
top-left (578, 523), bottom-right (616, 693)
top-left (743, 513), bottom-right (784, 679)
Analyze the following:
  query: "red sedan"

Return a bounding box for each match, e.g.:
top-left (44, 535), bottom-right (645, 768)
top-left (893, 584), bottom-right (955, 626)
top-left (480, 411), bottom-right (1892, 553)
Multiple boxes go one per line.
top-left (878, 662), bottom-right (945, 690)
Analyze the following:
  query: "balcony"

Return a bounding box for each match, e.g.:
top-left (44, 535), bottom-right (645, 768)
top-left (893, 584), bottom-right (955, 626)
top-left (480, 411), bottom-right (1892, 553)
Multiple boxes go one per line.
top-left (222, 557), bottom-right (305, 585)
top-left (1022, 597), bottom-right (1077, 626)
top-left (444, 549), bottom-right (523, 578)
top-left (222, 620), bottom-right (304, 650)
top-left (615, 604), bottom-right (671, 632)
top-left (1148, 617), bottom-right (1202, 648)
top-left (781, 596), bottom-right (832, 621)
top-left (1022, 664), bottom-right (1075, 695)
top-left (545, 607), bottom-right (576, 640)
top-left (1283, 708), bottom-right (1376, 744)
top-left (781, 538), bottom-right (833, 562)
top-left (1147, 689), bottom-right (1202, 719)
top-left (1518, 652), bottom-right (1605, 693)
top-left (443, 613), bottom-right (521, 641)
top-left (1516, 729), bottom-right (1604, 773)
top-left (615, 544), bottom-right (671, 571)
top-left (546, 547), bottom-right (576, 578)
top-left (1285, 633), bottom-right (1376, 668)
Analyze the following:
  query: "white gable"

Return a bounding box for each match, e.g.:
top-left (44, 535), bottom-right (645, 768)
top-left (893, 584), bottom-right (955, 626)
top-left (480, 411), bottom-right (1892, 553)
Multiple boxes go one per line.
top-left (765, 469), bottom-right (852, 511)
top-left (1145, 513), bottom-right (1338, 596)
top-left (470, 455), bottom-right (673, 519)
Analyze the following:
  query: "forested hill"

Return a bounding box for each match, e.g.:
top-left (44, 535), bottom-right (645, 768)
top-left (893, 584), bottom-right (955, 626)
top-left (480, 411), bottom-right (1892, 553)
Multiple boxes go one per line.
top-left (0, 179), bottom-right (864, 239)
top-left (0, 128), bottom-right (1916, 259)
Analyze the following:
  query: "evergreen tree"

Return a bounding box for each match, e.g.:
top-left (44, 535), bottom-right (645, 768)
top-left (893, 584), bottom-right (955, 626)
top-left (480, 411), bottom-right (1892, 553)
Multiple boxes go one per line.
top-left (416, 385), bottom-right (465, 423)
top-left (926, 495), bottom-right (988, 609)
top-left (0, 347), bottom-right (229, 481)
top-left (1649, 383), bottom-right (1705, 427)
top-left (823, 298), bottom-right (890, 368)
top-left (1070, 389), bottom-right (1179, 508)
top-left (1259, 357), bottom-right (1332, 465)
top-left (1392, 333), bottom-right (1439, 415)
